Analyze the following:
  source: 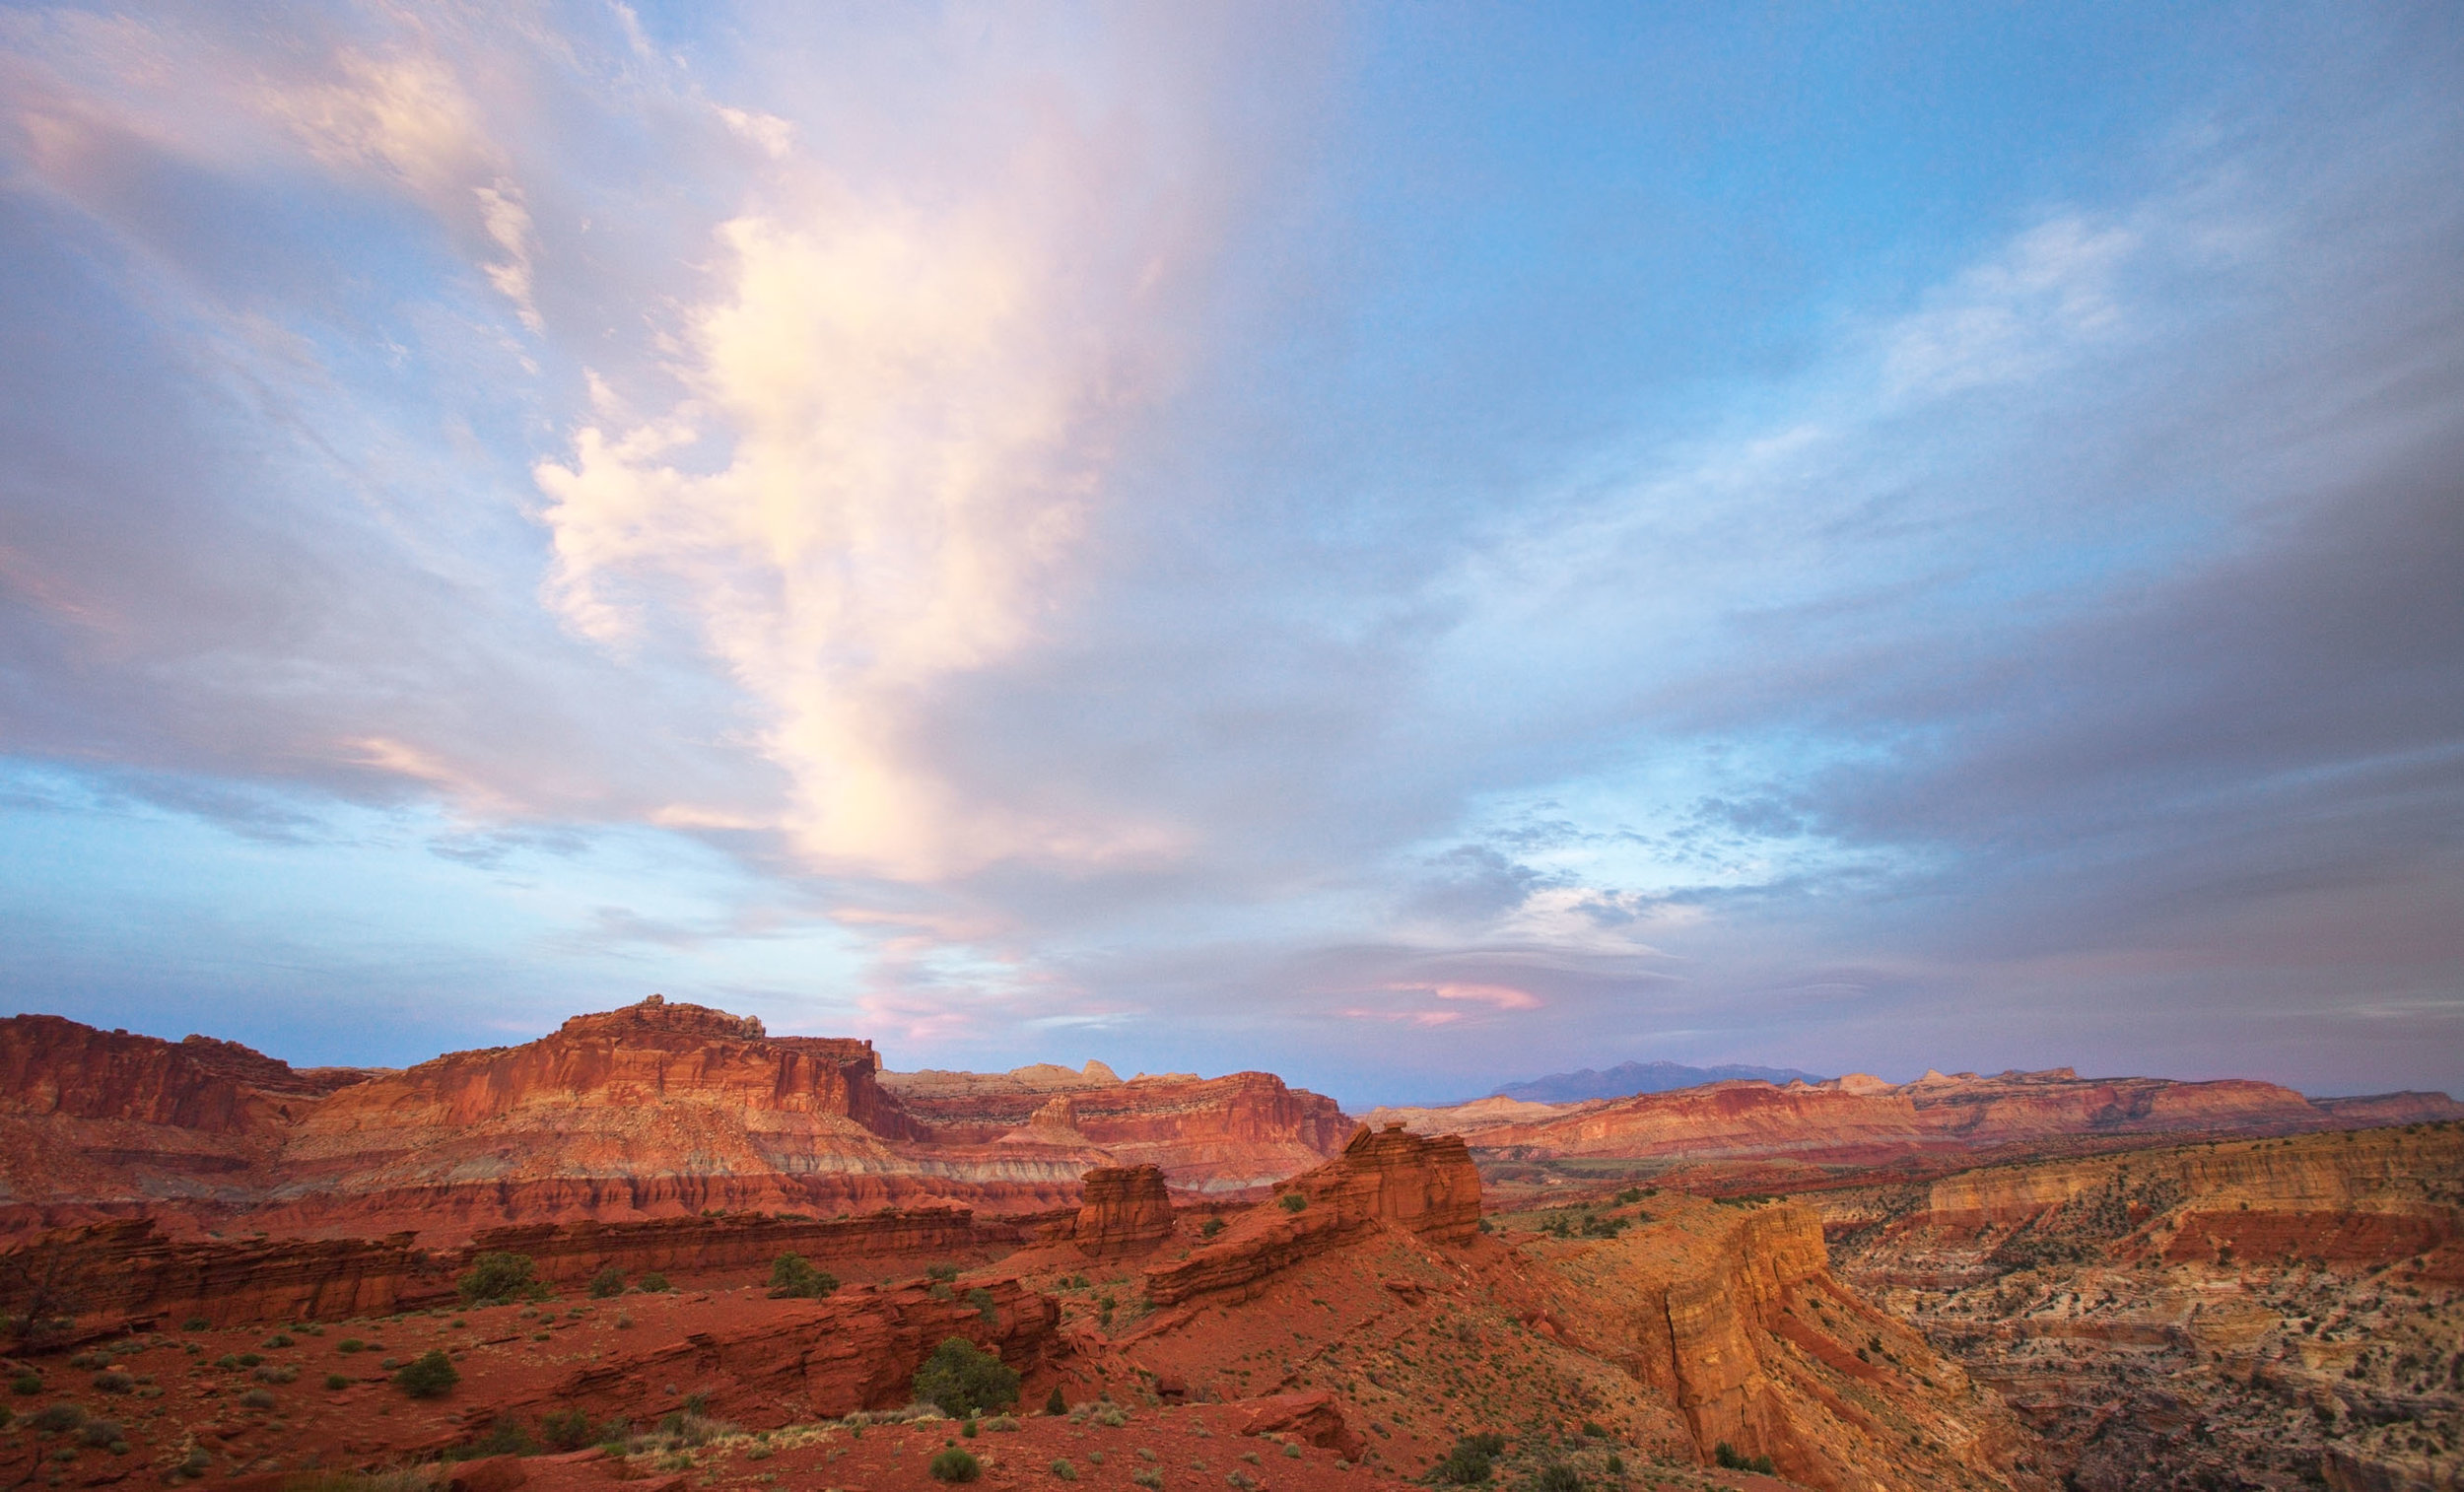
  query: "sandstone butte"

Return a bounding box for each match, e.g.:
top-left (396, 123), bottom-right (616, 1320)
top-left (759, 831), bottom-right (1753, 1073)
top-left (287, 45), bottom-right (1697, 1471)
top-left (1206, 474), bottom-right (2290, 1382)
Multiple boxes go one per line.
top-left (0, 997), bottom-right (1351, 1243)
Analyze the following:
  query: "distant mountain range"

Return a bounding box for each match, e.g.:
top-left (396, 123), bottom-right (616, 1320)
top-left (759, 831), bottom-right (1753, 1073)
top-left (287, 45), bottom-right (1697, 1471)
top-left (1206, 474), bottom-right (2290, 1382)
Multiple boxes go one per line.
top-left (1490, 1058), bottom-right (1829, 1103)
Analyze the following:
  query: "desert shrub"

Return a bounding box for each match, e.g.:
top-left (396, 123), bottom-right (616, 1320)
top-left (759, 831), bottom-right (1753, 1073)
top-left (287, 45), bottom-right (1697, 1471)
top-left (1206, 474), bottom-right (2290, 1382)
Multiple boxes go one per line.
top-left (929, 1448), bottom-right (982, 1483)
top-left (1277, 1193), bottom-right (1307, 1213)
top-left (31, 1404), bottom-right (85, 1433)
top-left (10, 1373), bottom-right (40, 1395)
top-left (1051, 1458), bottom-right (1078, 1480)
top-left (961, 1419), bottom-right (978, 1439)
top-left (1198, 1218), bottom-right (1225, 1239)
top-left (635, 1273), bottom-right (670, 1293)
top-left (264, 1333), bottom-right (294, 1348)
top-left (337, 1338), bottom-right (366, 1354)
top-left (253, 1366), bottom-right (300, 1385)
top-left (587, 1268), bottom-right (626, 1300)
top-left (1094, 1404), bottom-right (1129, 1428)
top-left (180, 1318), bottom-right (210, 1331)
top-left (1712, 1442), bottom-right (1775, 1475)
top-left (913, 1336), bottom-right (1020, 1419)
top-left (457, 1253), bottom-right (543, 1306)
top-left (767, 1254), bottom-right (838, 1300)
top-left (454, 1419), bottom-right (536, 1459)
top-left (394, 1351), bottom-right (458, 1399)
top-left (93, 1371), bottom-right (133, 1394)
top-left (967, 1286), bottom-right (997, 1323)
top-left (78, 1418), bottom-right (125, 1448)
top-left (1435, 1433), bottom-right (1505, 1485)
top-left (1131, 1472), bottom-right (1164, 1489)
top-left (650, 1409), bottom-right (734, 1448)
top-left (986, 1415), bottom-right (1019, 1432)
top-left (324, 1374), bottom-right (351, 1391)
top-left (1536, 1465), bottom-right (1581, 1492)
top-left (1604, 1454), bottom-right (1624, 1474)
top-left (1045, 1386), bottom-right (1067, 1415)
top-left (238, 1353), bottom-right (263, 1367)
top-left (1579, 1421), bottom-right (1606, 1439)
top-left (926, 1263), bottom-right (961, 1282)
top-left (240, 1390), bottom-right (276, 1410)
top-left (541, 1408), bottom-right (597, 1452)
top-left (1282, 1444), bottom-right (1302, 1458)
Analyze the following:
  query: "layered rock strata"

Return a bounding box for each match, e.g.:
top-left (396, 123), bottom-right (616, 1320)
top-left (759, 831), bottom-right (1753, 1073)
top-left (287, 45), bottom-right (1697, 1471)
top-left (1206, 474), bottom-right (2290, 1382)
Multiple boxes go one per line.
top-left (1142, 1123), bottom-right (1480, 1305)
top-left (0, 1000), bottom-right (1356, 1242)
top-left (1067, 1165), bottom-right (1175, 1258)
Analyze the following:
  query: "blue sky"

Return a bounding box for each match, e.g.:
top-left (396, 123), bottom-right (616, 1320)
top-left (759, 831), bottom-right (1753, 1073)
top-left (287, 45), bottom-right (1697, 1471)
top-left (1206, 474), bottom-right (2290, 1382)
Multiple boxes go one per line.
top-left (2, 2), bottom-right (2458, 1106)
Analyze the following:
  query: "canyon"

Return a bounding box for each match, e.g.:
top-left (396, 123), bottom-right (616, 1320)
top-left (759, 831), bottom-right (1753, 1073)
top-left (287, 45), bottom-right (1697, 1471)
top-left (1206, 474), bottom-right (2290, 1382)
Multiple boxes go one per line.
top-left (2, 998), bottom-right (2458, 1492)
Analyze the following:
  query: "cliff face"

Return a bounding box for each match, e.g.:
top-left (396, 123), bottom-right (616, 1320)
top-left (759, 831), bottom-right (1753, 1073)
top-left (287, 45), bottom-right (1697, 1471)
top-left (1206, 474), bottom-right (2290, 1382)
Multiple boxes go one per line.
top-left (1535, 1196), bottom-right (2048, 1491)
top-left (884, 1064), bottom-right (1352, 1191)
top-left (1142, 1123), bottom-right (1480, 1305)
top-left (0, 1001), bottom-right (1353, 1243)
top-left (1069, 1165), bottom-right (1175, 1258)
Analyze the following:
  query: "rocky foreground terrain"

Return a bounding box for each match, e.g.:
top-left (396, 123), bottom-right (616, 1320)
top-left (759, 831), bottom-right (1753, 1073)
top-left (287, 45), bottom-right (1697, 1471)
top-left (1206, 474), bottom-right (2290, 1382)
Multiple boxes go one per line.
top-left (3, 998), bottom-right (2458, 1491)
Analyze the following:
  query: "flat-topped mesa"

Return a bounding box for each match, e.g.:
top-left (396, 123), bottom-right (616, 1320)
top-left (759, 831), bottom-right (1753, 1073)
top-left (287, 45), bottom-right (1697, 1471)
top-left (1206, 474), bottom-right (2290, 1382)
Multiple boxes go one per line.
top-left (1142, 1122), bottom-right (1479, 1305)
top-left (1070, 1164), bottom-right (1175, 1258)
top-left (300, 995), bottom-right (917, 1138)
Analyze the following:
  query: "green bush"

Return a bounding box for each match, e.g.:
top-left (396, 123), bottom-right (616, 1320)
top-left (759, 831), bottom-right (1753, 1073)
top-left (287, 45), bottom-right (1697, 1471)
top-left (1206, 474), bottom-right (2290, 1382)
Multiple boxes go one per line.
top-left (925, 1263), bottom-right (961, 1282)
top-left (1435, 1433), bottom-right (1504, 1485)
top-left (1045, 1386), bottom-right (1066, 1416)
top-left (240, 1390), bottom-right (275, 1410)
top-left (180, 1318), bottom-right (210, 1331)
top-left (457, 1252), bottom-right (543, 1306)
top-left (767, 1254), bottom-right (838, 1300)
top-left (929, 1448), bottom-right (982, 1483)
top-left (1712, 1442), bottom-right (1775, 1475)
top-left (541, 1407), bottom-right (597, 1452)
top-left (635, 1273), bottom-right (670, 1293)
top-left (1277, 1193), bottom-right (1307, 1213)
top-left (394, 1350), bottom-right (459, 1399)
top-left (587, 1267), bottom-right (627, 1300)
top-left (323, 1374), bottom-right (350, 1391)
top-left (9, 1373), bottom-right (39, 1395)
top-left (31, 1404), bottom-right (85, 1433)
top-left (914, 1336), bottom-right (1020, 1419)
top-left (966, 1286), bottom-right (998, 1323)
top-left (1579, 1421), bottom-right (1606, 1439)
top-left (1536, 1465), bottom-right (1581, 1492)
top-left (1050, 1458), bottom-right (1077, 1481)
top-left (1198, 1218), bottom-right (1225, 1239)
top-left (457, 1419), bottom-right (536, 1459)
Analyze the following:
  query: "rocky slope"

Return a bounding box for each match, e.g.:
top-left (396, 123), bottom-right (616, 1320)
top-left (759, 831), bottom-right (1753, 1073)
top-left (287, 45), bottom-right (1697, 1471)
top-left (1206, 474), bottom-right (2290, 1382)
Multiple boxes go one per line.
top-left (0, 999), bottom-right (1354, 1242)
top-left (1810, 1122), bottom-right (2464, 1490)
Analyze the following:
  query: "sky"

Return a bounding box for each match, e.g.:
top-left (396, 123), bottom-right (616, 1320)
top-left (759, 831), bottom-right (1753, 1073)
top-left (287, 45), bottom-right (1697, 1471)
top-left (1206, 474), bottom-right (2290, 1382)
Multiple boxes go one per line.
top-left (2, 2), bottom-right (2459, 1107)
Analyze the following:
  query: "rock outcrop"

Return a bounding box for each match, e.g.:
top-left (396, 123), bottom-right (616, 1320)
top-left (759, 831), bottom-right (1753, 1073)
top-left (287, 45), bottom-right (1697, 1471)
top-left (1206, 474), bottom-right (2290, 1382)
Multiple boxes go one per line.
top-left (0, 1203), bottom-right (1028, 1327)
top-left (1068, 1166), bottom-right (1175, 1258)
top-left (1537, 1196), bottom-right (2048, 1490)
top-left (1142, 1123), bottom-right (1479, 1305)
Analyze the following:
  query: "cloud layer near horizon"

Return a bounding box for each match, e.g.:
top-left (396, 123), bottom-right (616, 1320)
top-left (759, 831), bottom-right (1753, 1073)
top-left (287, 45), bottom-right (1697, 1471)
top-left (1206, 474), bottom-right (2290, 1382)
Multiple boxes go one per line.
top-left (3, 2), bottom-right (2459, 1105)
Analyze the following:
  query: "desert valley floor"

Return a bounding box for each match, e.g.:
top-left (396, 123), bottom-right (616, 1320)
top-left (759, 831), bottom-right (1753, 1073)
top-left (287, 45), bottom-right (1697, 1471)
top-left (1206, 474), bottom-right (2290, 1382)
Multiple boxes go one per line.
top-left (2, 997), bottom-right (2459, 1492)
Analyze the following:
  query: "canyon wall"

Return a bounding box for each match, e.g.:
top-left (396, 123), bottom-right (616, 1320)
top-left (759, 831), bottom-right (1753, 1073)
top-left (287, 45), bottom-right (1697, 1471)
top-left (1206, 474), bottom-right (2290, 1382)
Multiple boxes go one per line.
top-left (0, 1000), bottom-right (1355, 1243)
top-left (1533, 1195), bottom-right (2050, 1491)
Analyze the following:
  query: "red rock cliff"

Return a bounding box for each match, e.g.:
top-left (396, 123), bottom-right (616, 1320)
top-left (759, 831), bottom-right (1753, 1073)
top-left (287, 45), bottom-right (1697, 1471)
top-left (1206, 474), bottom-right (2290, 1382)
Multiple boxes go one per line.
top-left (1142, 1123), bottom-right (1479, 1305)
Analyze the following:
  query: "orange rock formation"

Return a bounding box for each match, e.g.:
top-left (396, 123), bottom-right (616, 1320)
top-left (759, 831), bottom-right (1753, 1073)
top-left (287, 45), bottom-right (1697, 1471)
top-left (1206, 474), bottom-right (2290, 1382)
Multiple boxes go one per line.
top-left (0, 1000), bottom-right (1354, 1243)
